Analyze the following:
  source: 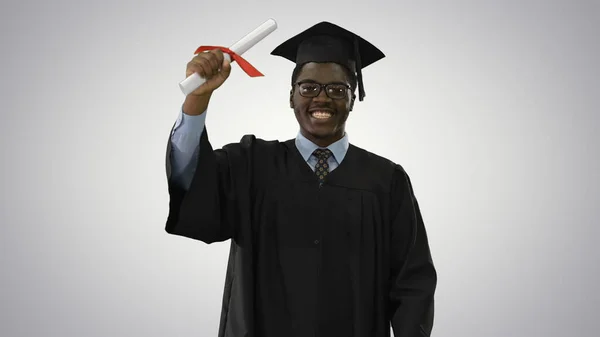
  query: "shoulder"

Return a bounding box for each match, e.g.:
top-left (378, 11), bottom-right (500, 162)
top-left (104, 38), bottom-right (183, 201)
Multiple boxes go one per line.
top-left (349, 143), bottom-right (407, 174)
top-left (349, 143), bottom-right (414, 190)
top-left (221, 134), bottom-right (281, 148)
top-left (220, 134), bottom-right (292, 157)
top-left (238, 134), bottom-right (289, 150)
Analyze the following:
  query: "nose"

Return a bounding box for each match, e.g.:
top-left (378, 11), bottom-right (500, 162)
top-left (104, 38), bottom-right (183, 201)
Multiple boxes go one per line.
top-left (313, 87), bottom-right (332, 102)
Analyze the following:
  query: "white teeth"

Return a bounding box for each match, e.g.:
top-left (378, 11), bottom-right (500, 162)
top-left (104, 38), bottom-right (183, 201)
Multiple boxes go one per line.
top-left (311, 111), bottom-right (332, 119)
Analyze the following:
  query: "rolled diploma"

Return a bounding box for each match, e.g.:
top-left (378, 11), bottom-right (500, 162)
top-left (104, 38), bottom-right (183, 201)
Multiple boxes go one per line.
top-left (179, 18), bottom-right (278, 95)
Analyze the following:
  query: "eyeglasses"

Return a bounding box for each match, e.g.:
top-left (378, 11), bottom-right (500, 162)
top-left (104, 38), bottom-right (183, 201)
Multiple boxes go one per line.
top-left (295, 81), bottom-right (351, 100)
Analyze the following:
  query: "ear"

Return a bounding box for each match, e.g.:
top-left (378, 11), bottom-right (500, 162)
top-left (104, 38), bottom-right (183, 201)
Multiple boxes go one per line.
top-left (289, 89), bottom-right (294, 108)
top-left (349, 95), bottom-right (355, 111)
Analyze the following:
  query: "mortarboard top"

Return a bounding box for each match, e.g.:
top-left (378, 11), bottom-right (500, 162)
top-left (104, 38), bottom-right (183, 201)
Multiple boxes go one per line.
top-left (270, 21), bottom-right (385, 101)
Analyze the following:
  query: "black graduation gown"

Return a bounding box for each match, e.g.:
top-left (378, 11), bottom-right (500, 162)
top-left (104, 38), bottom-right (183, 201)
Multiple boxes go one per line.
top-left (165, 127), bottom-right (437, 337)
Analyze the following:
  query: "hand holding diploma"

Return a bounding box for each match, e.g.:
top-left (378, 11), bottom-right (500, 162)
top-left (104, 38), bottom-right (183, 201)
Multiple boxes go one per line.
top-left (180, 18), bottom-right (278, 116)
top-left (182, 49), bottom-right (233, 116)
top-left (185, 49), bottom-right (233, 98)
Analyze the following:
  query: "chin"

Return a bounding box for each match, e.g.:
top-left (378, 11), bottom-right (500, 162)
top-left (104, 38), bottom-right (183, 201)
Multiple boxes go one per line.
top-left (296, 112), bottom-right (344, 141)
top-left (306, 125), bottom-right (343, 140)
top-left (305, 122), bottom-right (334, 134)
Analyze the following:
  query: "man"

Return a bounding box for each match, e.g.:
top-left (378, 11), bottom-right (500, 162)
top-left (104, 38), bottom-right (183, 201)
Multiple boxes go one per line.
top-left (164, 21), bottom-right (437, 337)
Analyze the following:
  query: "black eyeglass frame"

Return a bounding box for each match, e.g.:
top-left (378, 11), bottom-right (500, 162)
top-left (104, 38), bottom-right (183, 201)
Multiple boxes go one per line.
top-left (294, 81), bottom-right (352, 100)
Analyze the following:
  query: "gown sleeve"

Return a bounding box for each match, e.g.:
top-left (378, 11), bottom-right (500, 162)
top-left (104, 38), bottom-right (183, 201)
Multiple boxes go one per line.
top-left (168, 108), bottom-right (207, 190)
top-left (165, 126), bottom-right (256, 245)
top-left (388, 166), bottom-right (437, 336)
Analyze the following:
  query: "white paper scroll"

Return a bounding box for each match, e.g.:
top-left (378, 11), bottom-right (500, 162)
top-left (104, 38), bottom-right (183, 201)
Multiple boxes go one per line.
top-left (179, 18), bottom-right (278, 96)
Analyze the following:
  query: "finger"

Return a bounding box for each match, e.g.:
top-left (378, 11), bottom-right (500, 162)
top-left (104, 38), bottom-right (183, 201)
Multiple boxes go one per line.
top-left (206, 52), bottom-right (222, 76)
top-left (192, 51), bottom-right (219, 78)
top-left (187, 54), bottom-right (207, 76)
top-left (218, 57), bottom-right (232, 80)
top-left (186, 60), bottom-right (202, 78)
top-left (211, 49), bottom-right (225, 64)
top-left (194, 57), bottom-right (215, 79)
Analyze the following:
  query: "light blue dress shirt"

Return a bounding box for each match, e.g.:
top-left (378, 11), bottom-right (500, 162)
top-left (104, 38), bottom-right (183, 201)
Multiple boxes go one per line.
top-left (169, 108), bottom-right (349, 190)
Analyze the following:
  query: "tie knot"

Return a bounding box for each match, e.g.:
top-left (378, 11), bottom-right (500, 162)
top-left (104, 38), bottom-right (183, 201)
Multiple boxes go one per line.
top-left (313, 148), bottom-right (332, 160)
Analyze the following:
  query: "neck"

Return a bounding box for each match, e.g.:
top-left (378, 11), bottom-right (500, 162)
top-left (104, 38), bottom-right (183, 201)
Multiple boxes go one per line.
top-left (301, 130), bottom-right (345, 148)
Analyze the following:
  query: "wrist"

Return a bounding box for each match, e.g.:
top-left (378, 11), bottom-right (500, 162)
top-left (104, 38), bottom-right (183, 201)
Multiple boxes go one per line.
top-left (183, 94), bottom-right (211, 116)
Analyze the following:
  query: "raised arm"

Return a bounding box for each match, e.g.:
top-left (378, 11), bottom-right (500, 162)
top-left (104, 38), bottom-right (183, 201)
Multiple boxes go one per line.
top-left (165, 49), bottom-right (252, 245)
top-left (168, 109), bottom-right (207, 190)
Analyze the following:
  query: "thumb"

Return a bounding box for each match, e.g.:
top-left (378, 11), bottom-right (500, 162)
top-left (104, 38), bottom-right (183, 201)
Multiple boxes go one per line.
top-left (219, 57), bottom-right (232, 80)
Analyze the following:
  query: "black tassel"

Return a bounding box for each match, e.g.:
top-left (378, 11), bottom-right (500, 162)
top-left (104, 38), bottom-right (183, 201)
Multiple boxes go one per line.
top-left (354, 37), bottom-right (365, 101)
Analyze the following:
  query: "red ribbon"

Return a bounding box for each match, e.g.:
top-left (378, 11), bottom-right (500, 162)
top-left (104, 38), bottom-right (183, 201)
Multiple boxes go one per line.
top-left (194, 46), bottom-right (264, 77)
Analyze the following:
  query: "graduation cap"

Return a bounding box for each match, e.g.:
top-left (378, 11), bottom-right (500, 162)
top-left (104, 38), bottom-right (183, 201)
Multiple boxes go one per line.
top-left (271, 21), bottom-right (385, 101)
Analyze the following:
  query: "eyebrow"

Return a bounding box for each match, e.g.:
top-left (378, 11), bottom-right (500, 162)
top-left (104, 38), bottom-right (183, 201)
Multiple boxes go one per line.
top-left (298, 79), bottom-right (348, 85)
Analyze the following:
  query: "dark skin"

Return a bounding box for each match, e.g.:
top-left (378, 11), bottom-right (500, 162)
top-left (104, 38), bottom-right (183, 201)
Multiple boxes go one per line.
top-left (290, 62), bottom-right (356, 147)
top-left (181, 54), bottom-right (355, 148)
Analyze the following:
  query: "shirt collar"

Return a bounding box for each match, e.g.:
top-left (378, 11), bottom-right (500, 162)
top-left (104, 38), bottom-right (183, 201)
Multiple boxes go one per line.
top-left (295, 131), bottom-right (350, 163)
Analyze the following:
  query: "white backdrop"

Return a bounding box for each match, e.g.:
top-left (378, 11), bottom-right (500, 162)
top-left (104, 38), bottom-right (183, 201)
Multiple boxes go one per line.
top-left (1, 1), bottom-right (598, 336)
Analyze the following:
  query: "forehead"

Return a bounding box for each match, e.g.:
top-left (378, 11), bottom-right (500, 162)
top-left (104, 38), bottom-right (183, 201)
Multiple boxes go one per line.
top-left (296, 62), bottom-right (350, 83)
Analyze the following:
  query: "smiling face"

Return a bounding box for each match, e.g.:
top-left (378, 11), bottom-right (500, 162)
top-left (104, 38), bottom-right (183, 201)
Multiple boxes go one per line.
top-left (290, 62), bottom-right (356, 147)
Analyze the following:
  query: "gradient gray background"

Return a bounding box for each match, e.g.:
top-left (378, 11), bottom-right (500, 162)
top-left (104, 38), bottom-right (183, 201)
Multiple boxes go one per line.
top-left (1, 0), bottom-right (598, 336)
